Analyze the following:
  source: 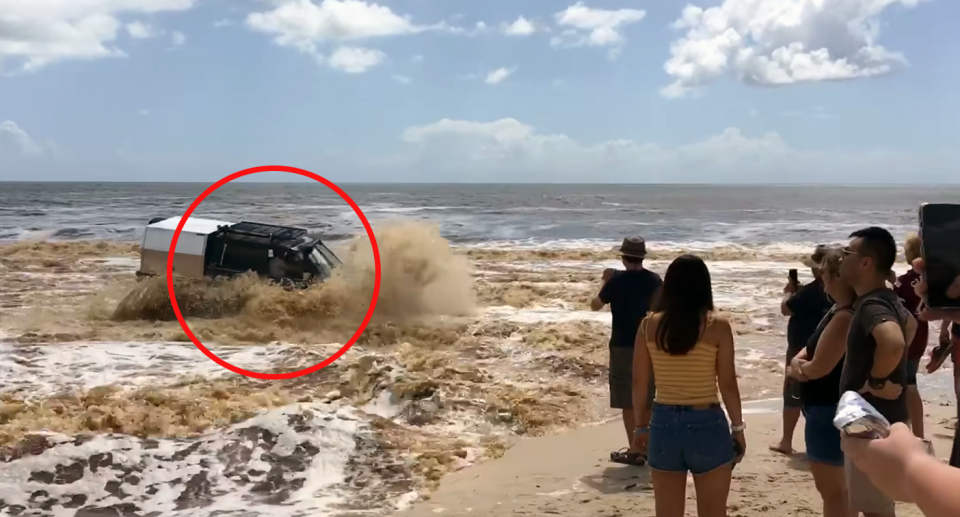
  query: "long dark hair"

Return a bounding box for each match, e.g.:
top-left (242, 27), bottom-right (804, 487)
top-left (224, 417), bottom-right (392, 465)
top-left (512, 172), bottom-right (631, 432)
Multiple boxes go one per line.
top-left (653, 254), bottom-right (714, 355)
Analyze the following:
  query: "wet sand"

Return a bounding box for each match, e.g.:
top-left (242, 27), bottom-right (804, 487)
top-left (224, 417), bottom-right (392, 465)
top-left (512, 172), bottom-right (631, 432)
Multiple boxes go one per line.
top-left (1, 230), bottom-right (957, 515)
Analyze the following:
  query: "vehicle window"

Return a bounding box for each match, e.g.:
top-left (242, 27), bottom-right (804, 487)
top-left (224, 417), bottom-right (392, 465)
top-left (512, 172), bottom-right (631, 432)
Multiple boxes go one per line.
top-left (310, 248), bottom-right (334, 278)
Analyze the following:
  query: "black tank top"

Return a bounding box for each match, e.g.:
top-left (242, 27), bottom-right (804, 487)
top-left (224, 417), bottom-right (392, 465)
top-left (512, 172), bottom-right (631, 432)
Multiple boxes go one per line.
top-left (799, 304), bottom-right (852, 407)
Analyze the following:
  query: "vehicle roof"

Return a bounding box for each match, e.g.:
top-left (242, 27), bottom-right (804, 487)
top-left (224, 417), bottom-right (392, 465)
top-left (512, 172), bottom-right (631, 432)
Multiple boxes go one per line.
top-left (147, 216), bottom-right (233, 235)
top-left (215, 221), bottom-right (312, 249)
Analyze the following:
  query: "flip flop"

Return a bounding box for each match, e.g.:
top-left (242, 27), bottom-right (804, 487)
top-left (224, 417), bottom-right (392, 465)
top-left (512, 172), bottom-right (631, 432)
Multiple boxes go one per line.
top-left (927, 343), bottom-right (954, 373)
top-left (610, 449), bottom-right (647, 466)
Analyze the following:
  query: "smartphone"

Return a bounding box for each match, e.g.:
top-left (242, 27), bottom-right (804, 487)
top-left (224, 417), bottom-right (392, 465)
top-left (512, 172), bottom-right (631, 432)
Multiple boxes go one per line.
top-left (919, 203), bottom-right (960, 309)
top-left (788, 269), bottom-right (799, 284)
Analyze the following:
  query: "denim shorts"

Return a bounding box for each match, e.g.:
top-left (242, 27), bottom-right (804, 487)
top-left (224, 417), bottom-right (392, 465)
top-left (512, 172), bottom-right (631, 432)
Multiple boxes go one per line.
top-left (802, 404), bottom-right (844, 467)
top-left (647, 403), bottom-right (735, 475)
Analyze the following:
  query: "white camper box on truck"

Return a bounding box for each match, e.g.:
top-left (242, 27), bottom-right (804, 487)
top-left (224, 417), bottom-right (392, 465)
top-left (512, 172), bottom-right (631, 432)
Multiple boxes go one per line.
top-left (138, 216), bottom-right (232, 279)
top-left (135, 216), bottom-right (342, 286)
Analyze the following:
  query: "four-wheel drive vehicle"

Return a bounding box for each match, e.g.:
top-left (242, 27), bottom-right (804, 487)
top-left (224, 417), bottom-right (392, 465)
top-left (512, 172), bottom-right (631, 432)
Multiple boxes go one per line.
top-left (137, 216), bottom-right (342, 285)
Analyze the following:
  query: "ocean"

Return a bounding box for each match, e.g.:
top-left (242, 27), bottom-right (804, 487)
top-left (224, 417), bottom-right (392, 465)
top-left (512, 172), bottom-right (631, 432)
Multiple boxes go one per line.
top-left (1, 182), bottom-right (957, 516)
top-left (4, 183), bottom-right (959, 247)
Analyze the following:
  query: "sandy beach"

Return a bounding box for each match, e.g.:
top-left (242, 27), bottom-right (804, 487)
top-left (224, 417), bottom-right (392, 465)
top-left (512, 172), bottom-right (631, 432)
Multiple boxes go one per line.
top-left (403, 404), bottom-right (957, 517)
top-left (2, 185), bottom-right (959, 515)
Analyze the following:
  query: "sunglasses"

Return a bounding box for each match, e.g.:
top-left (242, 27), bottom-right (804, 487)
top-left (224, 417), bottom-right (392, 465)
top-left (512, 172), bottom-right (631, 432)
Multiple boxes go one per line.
top-left (841, 246), bottom-right (859, 256)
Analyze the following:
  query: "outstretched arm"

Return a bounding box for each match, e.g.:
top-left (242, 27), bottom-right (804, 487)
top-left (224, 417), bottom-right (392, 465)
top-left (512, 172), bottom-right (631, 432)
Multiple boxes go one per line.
top-left (591, 270), bottom-right (616, 311)
top-left (843, 423), bottom-right (960, 517)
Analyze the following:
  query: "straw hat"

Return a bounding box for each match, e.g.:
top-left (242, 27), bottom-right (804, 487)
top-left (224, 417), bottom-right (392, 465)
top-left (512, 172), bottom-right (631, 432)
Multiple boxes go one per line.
top-left (613, 236), bottom-right (647, 259)
top-left (802, 244), bottom-right (828, 268)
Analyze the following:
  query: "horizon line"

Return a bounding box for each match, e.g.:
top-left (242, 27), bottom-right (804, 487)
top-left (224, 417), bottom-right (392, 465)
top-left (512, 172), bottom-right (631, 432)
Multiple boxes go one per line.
top-left (3, 180), bottom-right (960, 187)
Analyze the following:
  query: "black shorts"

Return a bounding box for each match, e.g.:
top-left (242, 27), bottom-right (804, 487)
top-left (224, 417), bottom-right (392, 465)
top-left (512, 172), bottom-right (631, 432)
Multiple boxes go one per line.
top-left (609, 346), bottom-right (655, 410)
top-left (906, 358), bottom-right (921, 386)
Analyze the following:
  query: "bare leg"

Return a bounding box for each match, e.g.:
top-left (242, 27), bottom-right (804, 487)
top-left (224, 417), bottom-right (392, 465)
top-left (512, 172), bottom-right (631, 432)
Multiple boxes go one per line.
top-left (809, 461), bottom-right (856, 517)
top-left (692, 463), bottom-right (733, 517)
top-left (906, 385), bottom-right (925, 439)
top-left (651, 470), bottom-right (687, 517)
top-left (622, 409), bottom-right (637, 452)
top-left (771, 377), bottom-right (800, 454)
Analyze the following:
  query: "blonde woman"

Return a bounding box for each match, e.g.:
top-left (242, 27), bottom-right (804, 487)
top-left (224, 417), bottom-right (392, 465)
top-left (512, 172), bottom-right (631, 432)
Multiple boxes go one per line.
top-left (788, 247), bottom-right (857, 517)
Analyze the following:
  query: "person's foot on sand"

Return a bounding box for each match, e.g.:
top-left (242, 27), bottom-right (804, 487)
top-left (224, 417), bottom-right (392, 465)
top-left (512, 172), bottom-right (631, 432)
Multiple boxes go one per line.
top-left (769, 442), bottom-right (795, 455)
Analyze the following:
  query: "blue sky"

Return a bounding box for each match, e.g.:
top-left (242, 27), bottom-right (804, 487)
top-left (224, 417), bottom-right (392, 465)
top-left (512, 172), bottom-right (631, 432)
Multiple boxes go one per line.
top-left (0, 0), bottom-right (957, 183)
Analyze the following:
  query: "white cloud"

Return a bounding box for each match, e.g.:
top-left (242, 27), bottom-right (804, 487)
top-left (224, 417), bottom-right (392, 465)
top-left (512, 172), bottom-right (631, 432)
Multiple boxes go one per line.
top-left (0, 0), bottom-right (194, 72)
top-left (138, 109), bottom-right (151, 115)
top-left (327, 46), bottom-right (385, 73)
top-left (126, 21), bottom-right (162, 39)
top-left (661, 0), bottom-right (927, 98)
top-left (395, 117), bottom-right (958, 183)
top-left (551, 3), bottom-right (645, 49)
top-left (411, 54), bottom-right (424, 63)
top-left (171, 31), bottom-right (186, 46)
top-left (502, 16), bottom-right (536, 36)
top-left (213, 19), bottom-right (234, 28)
top-left (0, 120), bottom-right (44, 156)
top-left (392, 74), bottom-right (412, 85)
top-left (485, 67), bottom-right (515, 85)
top-left (246, 0), bottom-right (418, 55)
top-left (441, 20), bottom-right (491, 37)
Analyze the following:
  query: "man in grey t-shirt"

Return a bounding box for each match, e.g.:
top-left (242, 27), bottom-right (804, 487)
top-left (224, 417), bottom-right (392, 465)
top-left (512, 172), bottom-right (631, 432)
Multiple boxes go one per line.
top-left (839, 226), bottom-right (914, 517)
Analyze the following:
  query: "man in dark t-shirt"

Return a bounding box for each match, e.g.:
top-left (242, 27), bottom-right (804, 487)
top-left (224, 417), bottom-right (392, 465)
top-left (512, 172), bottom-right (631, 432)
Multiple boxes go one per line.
top-left (839, 227), bottom-right (913, 516)
top-left (591, 236), bottom-right (662, 465)
top-left (772, 245), bottom-right (832, 455)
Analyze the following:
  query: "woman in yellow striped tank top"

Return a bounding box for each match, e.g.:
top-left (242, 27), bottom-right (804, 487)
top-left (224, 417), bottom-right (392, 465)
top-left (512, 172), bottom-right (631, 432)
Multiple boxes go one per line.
top-left (631, 255), bottom-right (746, 517)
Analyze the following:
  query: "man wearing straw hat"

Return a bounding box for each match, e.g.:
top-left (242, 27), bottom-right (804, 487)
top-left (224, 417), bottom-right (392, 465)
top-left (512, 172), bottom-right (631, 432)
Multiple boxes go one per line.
top-left (591, 236), bottom-right (662, 466)
top-left (773, 244), bottom-right (832, 456)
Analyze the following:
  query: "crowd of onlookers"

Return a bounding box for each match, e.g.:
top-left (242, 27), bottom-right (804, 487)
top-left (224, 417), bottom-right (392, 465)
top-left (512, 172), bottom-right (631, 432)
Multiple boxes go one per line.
top-left (593, 228), bottom-right (960, 517)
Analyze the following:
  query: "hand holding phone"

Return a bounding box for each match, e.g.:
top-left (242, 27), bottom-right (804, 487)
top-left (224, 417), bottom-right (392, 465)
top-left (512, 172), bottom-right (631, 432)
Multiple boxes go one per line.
top-left (918, 203), bottom-right (960, 311)
top-left (602, 268), bottom-right (616, 283)
top-left (784, 269), bottom-right (799, 294)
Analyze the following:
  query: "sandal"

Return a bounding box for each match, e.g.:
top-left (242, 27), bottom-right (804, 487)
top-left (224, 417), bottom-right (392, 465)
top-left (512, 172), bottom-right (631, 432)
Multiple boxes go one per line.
top-left (610, 448), bottom-right (647, 466)
top-left (928, 343), bottom-right (954, 373)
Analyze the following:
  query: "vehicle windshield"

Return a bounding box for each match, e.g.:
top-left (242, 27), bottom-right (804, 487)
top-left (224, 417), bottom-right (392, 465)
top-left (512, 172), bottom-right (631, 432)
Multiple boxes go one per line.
top-left (309, 247), bottom-right (334, 279)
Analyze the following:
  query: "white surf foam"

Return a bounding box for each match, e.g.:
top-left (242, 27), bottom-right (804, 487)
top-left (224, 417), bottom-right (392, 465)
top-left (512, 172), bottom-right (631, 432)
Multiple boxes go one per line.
top-left (0, 403), bottom-right (364, 517)
top-left (0, 342), bottom-right (344, 398)
top-left (482, 305), bottom-right (610, 325)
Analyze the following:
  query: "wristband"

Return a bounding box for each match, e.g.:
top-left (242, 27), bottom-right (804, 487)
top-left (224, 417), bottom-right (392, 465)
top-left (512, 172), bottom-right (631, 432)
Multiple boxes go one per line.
top-left (731, 423), bottom-right (746, 432)
top-left (633, 426), bottom-right (649, 436)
